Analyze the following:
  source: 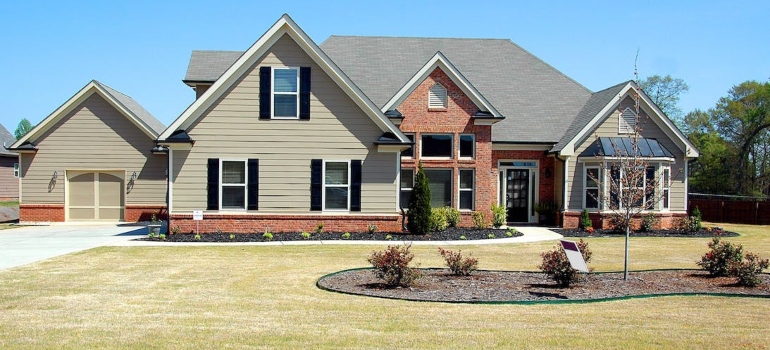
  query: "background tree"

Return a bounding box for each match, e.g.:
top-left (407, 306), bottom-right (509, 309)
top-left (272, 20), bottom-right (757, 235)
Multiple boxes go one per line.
top-left (683, 109), bottom-right (733, 194)
top-left (639, 75), bottom-right (689, 127)
top-left (14, 118), bottom-right (33, 139)
top-left (407, 163), bottom-right (431, 235)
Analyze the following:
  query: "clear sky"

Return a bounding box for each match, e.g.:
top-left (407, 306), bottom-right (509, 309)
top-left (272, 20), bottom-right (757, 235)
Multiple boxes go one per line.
top-left (1, 0), bottom-right (767, 134)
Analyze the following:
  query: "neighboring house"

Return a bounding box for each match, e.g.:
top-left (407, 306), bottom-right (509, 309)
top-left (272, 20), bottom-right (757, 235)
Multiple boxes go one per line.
top-left (183, 15), bottom-right (698, 230)
top-left (0, 124), bottom-right (19, 200)
top-left (9, 81), bottom-right (167, 222)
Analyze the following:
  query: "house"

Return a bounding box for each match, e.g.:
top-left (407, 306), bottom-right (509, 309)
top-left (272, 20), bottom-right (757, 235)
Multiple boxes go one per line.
top-left (180, 14), bottom-right (697, 231)
top-left (9, 80), bottom-right (167, 222)
top-left (0, 124), bottom-right (19, 200)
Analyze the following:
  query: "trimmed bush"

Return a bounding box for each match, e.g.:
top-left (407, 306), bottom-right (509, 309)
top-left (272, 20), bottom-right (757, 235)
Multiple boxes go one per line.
top-left (491, 204), bottom-right (507, 228)
top-left (730, 252), bottom-right (769, 287)
top-left (444, 207), bottom-right (461, 228)
top-left (538, 239), bottom-right (593, 287)
top-left (438, 247), bottom-right (478, 276)
top-left (408, 164), bottom-right (432, 235)
top-left (691, 207), bottom-right (702, 231)
top-left (697, 237), bottom-right (743, 277)
top-left (471, 211), bottom-right (488, 229)
top-left (368, 245), bottom-right (421, 287)
top-left (641, 212), bottom-right (658, 232)
top-left (430, 208), bottom-right (448, 232)
top-left (579, 209), bottom-right (592, 230)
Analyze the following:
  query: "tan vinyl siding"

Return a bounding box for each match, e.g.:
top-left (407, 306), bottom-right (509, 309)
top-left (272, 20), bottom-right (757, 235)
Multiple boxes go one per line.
top-left (173, 34), bottom-right (397, 213)
top-left (0, 156), bottom-right (19, 199)
top-left (20, 93), bottom-right (166, 206)
top-left (566, 96), bottom-right (687, 211)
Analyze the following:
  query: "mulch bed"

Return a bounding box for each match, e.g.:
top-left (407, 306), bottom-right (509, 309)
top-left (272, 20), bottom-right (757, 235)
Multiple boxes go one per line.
top-left (555, 227), bottom-right (739, 238)
top-left (317, 268), bottom-right (770, 303)
top-left (138, 227), bottom-right (522, 242)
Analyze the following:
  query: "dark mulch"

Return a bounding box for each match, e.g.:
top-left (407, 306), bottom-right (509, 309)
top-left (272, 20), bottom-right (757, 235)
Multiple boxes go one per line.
top-left (555, 227), bottom-right (739, 238)
top-left (138, 227), bottom-right (523, 242)
top-left (317, 268), bottom-right (770, 303)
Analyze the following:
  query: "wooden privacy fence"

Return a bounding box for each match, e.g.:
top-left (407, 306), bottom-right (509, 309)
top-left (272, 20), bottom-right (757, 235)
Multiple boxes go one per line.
top-left (688, 194), bottom-right (770, 225)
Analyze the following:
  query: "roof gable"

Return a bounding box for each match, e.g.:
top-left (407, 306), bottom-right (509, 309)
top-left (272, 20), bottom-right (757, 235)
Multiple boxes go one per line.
top-left (0, 124), bottom-right (17, 156)
top-left (10, 80), bottom-right (162, 149)
top-left (159, 14), bottom-right (407, 143)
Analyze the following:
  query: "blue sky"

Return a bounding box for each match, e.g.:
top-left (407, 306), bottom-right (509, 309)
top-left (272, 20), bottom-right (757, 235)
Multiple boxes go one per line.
top-left (1, 1), bottom-right (767, 134)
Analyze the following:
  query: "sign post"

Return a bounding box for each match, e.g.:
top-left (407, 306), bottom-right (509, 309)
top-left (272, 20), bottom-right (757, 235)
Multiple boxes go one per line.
top-left (560, 240), bottom-right (589, 273)
top-left (193, 210), bottom-right (203, 236)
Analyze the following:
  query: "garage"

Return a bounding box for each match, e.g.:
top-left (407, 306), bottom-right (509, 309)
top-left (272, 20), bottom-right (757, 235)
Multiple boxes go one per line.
top-left (67, 171), bottom-right (125, 221)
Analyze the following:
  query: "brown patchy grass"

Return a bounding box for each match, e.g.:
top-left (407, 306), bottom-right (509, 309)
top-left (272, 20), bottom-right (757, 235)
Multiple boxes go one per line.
top-left (0, 223), bottom-right (768, 349)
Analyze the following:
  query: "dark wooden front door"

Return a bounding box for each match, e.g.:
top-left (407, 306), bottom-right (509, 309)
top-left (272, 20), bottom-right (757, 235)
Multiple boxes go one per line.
top-left (506, 169), bottom-right (529, 222)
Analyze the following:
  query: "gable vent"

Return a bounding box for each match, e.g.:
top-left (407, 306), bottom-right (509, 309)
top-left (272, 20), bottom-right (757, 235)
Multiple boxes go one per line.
top-left (619, 107), bottom-right (637, 134)
top-left (429, 83), bottom-right (447, 109)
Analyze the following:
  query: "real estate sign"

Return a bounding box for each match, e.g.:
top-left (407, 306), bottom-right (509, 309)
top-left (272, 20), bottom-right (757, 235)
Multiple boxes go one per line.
top-left (560, 240), bottom-right (589, 272)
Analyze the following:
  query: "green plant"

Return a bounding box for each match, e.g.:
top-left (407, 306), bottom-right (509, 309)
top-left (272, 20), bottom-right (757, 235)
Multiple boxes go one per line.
top-left (459, 235), bottom-right (466, 240)
top-left (229, 233), bottom-right (235, 240)
top-left (538, 239), bottom-right (593, 287)
top-left (301, 231), bottom-right (311, 240)
top-left (367, 224), bottom-right (377, 234)
top-left (506, 228), bottom-right (517, 237)
top-left (697, 237), bottom-right (743, 277)
top-left (471, 211), bottom-right (487, 229)
top-left (444, 207), bottom-right (461, 228)
top-left (729, 252), bottom-right (769, 287)
top-left (429, 207), bottom-right (448, 232)
top-left (170, 226), bottom-right (181, 235)
top-left (367, 245), bottom-right (421, 287)
top-left (641, 212), bottom-right (658, 232)
top-left (438, 247), bottom-right (478, 276)
top-left (147, 233), bottom-right (155, 239)
top-left (579, 209), bottom-right (593, 230)
top-left (159, 234), bottom-right (166, 240)
top-left (263, 231), bottom-right (274, 241)
top-left (487, 233), bottom-right (495, 239)
top-left (491, 204), bottom-right (507, 228)
top-left (341, 232), bottom-right (351, 240)
top-left (385, 234), bottom-right (393, 241)
top-left (407, 163), bottom-right (432, 235)
top-left (690, 207), bottom-right (702, 231)
top-left (315, 222), bottom-right (324, 234)
top-left (194, 233), bottom-right (201, 241)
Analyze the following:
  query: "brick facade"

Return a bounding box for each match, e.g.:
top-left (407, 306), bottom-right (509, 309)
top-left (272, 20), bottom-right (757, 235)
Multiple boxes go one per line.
top-left (19, 204), bottom-right (65, 222)
top-left (169, 213), bottom-right (402, 234)
top-left (562, 210), bottom-right (687, 230)
top-left (125, 205), bottom-right (167, 222)
top-left (491, 150), bottom-right (556, 205)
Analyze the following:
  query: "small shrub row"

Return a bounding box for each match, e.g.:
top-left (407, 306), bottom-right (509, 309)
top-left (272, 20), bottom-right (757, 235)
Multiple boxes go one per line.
top-left (698, 236), bottom-right (769, 287)
top-left (438, 247), bottom-right (478, 276)
top-left (368, 245), bottom-right (482, 287)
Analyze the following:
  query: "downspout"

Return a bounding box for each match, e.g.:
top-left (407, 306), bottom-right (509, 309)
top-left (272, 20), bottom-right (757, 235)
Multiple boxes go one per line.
top-left (554, 153), bottom-right (569, 227)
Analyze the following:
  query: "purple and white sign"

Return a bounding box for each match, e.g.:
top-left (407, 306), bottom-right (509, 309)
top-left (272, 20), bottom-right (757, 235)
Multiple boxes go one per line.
top-left (560, 240), bottom-right (589, 272)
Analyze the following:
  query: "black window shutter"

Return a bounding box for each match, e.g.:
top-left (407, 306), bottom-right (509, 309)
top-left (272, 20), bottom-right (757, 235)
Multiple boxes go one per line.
top-left (247, 159), bottom-right (259, 210)
top-left (299, 67), bottom-right (311, 120)
top-left (259, 67), bottom-right (271, 119)
top-left (350, 160), bottom-right (362, 212)
top-left (310, 159), bottom-right (322, 211)
top-left (207, 158), bottom-right (219, 210)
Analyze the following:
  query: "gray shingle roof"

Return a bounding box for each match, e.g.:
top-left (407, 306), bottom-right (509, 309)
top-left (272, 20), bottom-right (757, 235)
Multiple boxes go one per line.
top-left (184, 50), bottom-right (243, 83)
top-left (0, 124), bottom-right (17, 157)
top-left (94, 81), bottom-right (166, 136)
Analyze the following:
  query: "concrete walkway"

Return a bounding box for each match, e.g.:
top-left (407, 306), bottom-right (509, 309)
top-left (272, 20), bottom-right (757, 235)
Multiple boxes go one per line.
top-left (0, 224), bottom-right (562, 271)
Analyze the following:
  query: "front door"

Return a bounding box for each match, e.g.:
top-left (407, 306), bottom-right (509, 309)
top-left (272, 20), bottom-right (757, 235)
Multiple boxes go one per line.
top-left (506, 169), bottom-right (529, 222)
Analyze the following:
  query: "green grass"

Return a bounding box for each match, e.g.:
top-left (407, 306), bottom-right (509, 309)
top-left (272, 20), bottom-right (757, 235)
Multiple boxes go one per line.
top-left (0, 200), bottom-right (18, 207)
top-left (0, 223), bottom-right (768, 349)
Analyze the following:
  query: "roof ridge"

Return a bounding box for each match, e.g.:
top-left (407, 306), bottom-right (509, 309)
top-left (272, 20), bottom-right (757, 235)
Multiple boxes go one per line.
top-left (326, 35), bottom-right (512, 41)
top-left (500, 39), bottom-right (592, 95)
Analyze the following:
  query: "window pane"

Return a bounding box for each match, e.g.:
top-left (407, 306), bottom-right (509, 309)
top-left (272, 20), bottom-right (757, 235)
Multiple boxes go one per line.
top-left (459, 191), bottom-right (473, 210)
top-left (274, 95), bottom-right (297, 117)
top-left (274, 69), bottom-right (297, 92)
top-left (663, 189), bottom-right (670, 209)
top-left (325, 187), bottom-right (348, 210)
top-left (459, 169), bottom-right (473, 189)
top-left (586, 168), bottom-right (599, 188)
top-left (460, 135), bottom-right (474, 158)
top-left (400, 190), bottom-right (412, 209)
top-left (421, 134), bottom-right (453, 157)
top-left (400, 169), bottom-right (414, 188)
top-left (586, 189), bottom-right (599, 209)
top-left (424, 169), bottom-right (452, 207)
top-left (222, 161), bottom-right (245, 184)
top-left (222, 186), bottom-right (245, 209)
top-left (401, 134), bottom-right (414, 157)
top-left (325, 162), bottom-right (348, 185)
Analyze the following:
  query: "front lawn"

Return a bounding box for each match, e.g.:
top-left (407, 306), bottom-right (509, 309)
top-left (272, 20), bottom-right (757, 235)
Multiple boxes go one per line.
top-left (0, 223), bottom-right (767, 349)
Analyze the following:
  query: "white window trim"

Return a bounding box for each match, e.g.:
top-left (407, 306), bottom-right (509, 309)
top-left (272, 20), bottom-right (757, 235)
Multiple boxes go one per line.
top-left (322, 160), bottom-right (351, 212)
top-left (428, 83), bottom-right (447, 109)
top-left (661, 164), bottom-right (671, 211)
top-left (400, 168), bottom-right (414, 209)
top-left (271, 67), bottom-right (300, 119)
top-left (420, 133), bottom-right (454, 159)
top-left (583, 165), bottom-right (600, 210)
top-left (219, 159), bottom-right (247, 211)
top-left (459, 134), bottom-right (475, 159)
top-left (606, 164), bottom-right (657, 211)
top-left (401, 133), bottom-right (415, 159)
top-left (458, 169), bottom-right (474, 211)
top-left (619, 107), bottom-right (637, 134)
top-left (13, 163), bottom-right (19, 178)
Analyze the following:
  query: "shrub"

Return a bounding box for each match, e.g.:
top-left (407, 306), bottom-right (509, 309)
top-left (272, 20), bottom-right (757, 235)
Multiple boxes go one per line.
top-left (491, 204), bottom-right (507, 228)
top-left (471, 211), bottom-right (488, 229)
top-left (262, 231), bottom-right (274, 241)
top-left (194, 233), bottom-right (201, 241)
top-left (579, 209), bottom-right (592, 230)
top-left (429, 208), bottom-right (448, 232)
top-left (367, 224), bottom-right (377, 234)
top-left (609, 216), bottom-right (628, 233)
top-left (487, 233), bottom-right (495, 239)
top-left (730, 252), bottom-right (769, 287)
top-left (341, 232), bottom-right (351, 240)
top-left (229, 233), bottom-right (236, 240)
top-left (538, 239), bottom-right (593, 287)
top-left (641, 212), bottom-right (658, 232)
top-left (367, 245), bottom-right (421, 287)
top-left (506, 228), bottom-right (517, 237)
top-left (407, 163), bottom-right (432, 235)
top-left (697, 237), bottom-right (743, 276)
top-left (690, 207), bottom-right (702, 231)
top-left (315, 222), bottom-right (324, 234)
top-left (585, 226), bottom-right (595, 234)
top-left (159, 234), bottom-right (166, 240)
top-left (170, 226), bottom-right (181, 235)
top-left (385, 234), bottom-right (393, 241)
top-left (444, 207), bottom-right (461, 228)
top-left (438, 248), bottom-right (478, 276)
top-left (459, 235), bottom-right (466, 240)
top-left (301, 231), bottom-right (311, 240)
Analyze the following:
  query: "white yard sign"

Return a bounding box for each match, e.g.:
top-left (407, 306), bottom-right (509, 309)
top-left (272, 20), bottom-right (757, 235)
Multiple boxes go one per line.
top-left (192, 210), bottom-right (203, 221)
top-left (560, 240), bottom-right (589, 273)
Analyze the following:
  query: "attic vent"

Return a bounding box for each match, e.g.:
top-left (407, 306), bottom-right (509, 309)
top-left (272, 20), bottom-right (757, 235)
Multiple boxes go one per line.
top-left (428, 83), bottom-right (447, 109)
top-left (619, 107), bottom-right (637, 134)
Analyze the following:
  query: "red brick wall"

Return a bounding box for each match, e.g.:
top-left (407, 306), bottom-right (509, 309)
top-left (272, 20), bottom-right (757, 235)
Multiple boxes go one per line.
top-left (398, 68), bottom-right (494, 222)
top-left (20, 204), bottom-right (64, 222)
top-left (169, 213), bottom-right (402, 234)
top-left (562, 211), bottom-right (687, 230)
top-left (125, 205), bottom-right (167, 222)
top-left (491, 150), bottom-right (556, 206)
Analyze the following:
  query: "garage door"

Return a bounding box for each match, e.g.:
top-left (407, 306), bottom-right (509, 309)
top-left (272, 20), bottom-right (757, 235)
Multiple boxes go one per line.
top-left (68, 171), bottom-right (125, 221)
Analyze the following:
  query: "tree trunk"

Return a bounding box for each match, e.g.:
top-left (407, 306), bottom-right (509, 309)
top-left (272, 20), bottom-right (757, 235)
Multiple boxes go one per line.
top-left (624, 217), bottom-right (630, 280)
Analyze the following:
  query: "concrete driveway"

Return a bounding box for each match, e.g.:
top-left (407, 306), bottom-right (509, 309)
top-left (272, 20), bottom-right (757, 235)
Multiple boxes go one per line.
top-left (0, 223), bottom-right (148, 270)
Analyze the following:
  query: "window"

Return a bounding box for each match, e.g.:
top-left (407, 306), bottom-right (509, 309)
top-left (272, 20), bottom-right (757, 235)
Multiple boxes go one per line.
top-left (13, 163), bottom-right (19, 178)
top-left (619, 107), bottom-right (637, 134)
top-left (608, 164), bottom-right (658, 210)
top-left (584, 166), bottom-right (600, 209)
top-left (273, 67), bottom-right (299, 118)
top-left (400, 168), bottom-right (414, 209)
top-left (459, 169), bottom-right (474, 210)
top-left (428, 83), bottom-right (447, 108)
top-left (662, 166), bottom-right (670, 209)
top-left (421, 134), bottom-right (453, 158)
top-left (401, 134), bottom-right (415, 158)
top-left (424, 169), bottom-right (452, 207)
top-left (644, 166), bottom-right (655, 209)
top-left (221, 160), bottom-right (246, 209)
top-left (324, 161), bottom-right (349, 210)
top-left (459, 134), bottom-right (474, 159)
